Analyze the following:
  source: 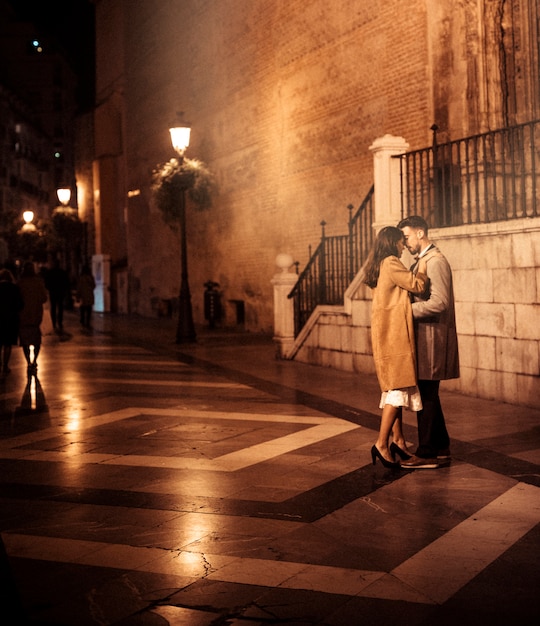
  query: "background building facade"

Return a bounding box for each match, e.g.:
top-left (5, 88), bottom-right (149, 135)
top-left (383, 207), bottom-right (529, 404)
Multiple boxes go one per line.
top-left (91, 0), bottom-right (540, 406)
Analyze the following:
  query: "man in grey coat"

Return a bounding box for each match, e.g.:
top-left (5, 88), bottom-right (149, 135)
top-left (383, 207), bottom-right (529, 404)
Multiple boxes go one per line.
top-left (397, 216), bottom-right (460, 469)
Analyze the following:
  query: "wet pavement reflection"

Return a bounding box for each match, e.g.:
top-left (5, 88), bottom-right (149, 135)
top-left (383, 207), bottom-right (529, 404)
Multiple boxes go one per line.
top-left (0, 312), bottom-right (539, 625)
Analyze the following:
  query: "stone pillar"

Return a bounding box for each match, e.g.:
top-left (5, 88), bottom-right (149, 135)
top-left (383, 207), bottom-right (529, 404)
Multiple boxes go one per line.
top-left (92, 253), bottom-right (111, 312)
top-left (369, 134), bottom-right (409, 232)
top-left (271, 253), bottom-right (297, 359)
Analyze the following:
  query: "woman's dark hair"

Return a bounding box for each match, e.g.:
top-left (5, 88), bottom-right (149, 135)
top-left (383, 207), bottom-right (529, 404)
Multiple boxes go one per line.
top-left (362, 226), bottom-right (404, 288)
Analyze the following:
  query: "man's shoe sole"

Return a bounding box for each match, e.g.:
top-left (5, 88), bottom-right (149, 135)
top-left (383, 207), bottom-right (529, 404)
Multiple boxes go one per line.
top-left (400, 458), bottom-right (439, 469)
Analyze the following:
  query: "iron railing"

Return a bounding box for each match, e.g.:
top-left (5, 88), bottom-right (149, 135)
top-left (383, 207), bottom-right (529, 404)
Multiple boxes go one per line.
top-left (288, 185), bottom-right (374, 336)
top-left (288, 121), bottom-right (540, 338)
top-left (402, 120), bottom-right (540, 225)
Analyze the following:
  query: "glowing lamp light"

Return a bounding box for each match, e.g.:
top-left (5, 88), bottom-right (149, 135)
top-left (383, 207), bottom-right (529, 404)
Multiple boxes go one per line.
top-left (57, 188), bottom-right (71, 205)
top-left (21, 210), bottom-right (36, 232)
top-left (169, 125), bottom-right (191, 155)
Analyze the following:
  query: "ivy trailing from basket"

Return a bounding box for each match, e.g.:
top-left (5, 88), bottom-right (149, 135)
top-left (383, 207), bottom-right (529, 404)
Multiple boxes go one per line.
top-left (151, 157), bottom-right (215, 227)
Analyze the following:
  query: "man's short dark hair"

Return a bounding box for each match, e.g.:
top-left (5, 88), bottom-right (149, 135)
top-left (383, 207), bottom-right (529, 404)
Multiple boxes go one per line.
top-left (397, 215), bottom-right (429, 234)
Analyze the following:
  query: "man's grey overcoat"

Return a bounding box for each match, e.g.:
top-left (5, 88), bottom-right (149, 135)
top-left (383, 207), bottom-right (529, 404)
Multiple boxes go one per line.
top-left (411, 246), bottom-right (460, 381)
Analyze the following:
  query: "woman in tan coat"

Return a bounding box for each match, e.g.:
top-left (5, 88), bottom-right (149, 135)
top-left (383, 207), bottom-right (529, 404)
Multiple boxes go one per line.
top-left (363, 227), bottom-right (428, 467)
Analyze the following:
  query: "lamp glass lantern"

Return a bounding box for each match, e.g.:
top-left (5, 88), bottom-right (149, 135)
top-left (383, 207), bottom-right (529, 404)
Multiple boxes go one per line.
top-left (169, 125), bottom-right (191, 155)
top-left (57, 188), bottom-right (71, 206)
top-left (21, 210), bottom-right (37, 233)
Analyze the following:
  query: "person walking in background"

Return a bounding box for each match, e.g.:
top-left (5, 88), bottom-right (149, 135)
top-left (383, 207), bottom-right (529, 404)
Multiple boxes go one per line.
top-left (0, 269), bottom-right (23, 376)
top-left (397, 215), bottom-right (460, 469)
top-left (362, 226), bottom-right (429, 468)
top-left (44, 257), bottom-right (70, 333)
top-left (76, 265), bottom-right (96, 329)
top-left (18, 261), bottom-right (48, 375)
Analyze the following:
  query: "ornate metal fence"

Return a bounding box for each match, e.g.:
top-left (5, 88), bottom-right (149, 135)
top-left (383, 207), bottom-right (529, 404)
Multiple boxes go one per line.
top-left (402, 121), bottom-right (540, 225)
top-left (288, 185), bottom-right (374, 336)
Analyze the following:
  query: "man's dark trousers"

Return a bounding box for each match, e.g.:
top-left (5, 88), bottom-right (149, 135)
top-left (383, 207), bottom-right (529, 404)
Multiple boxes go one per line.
top-left (416, 379), bottom-right (450, 458)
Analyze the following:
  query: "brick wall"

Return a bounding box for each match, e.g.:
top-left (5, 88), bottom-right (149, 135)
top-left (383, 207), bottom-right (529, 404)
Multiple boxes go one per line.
top-left (94, 0), bottom-right (538, 338)
top-left (98, 0), bottom-right (436, 329)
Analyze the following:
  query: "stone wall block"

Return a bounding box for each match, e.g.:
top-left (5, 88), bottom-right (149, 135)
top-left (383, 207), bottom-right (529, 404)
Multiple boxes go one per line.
top-left (351, 299), bottom-right (371, 327)
top-left (516, 373), bottom-right (539, 408)
top-left (454, 366), bottom-right (478, 398)
top-left (493, 267), bottom-right (537, 304)
top-left (340, 324), bottom-right (352, 352)
top-left (352, 353), bottom-right (376, 376)
top-left (475, 368), bottom-right (498, 402)
top-left (459, 335), bottom-right (496, 370)
top-left (496, 337), bottom-right (539, 375)
top-left (455, 301), bottom-right (475, 335)
top-left (454, 268), bottom-right (493, 302)
top-left (318, 323), bottom-right (339, 350)
top-left (434, 235), bottom-right (472, 271)
top-left (515, 304), bottom-right (540, 341)
top-left (474, 302), bottom-right (516, 337)
top-left (498, 371), bottom-right (519, 405)
top-left (511, 232), bottom-right (539, 267)
top-left (335, 350), bottom-right (354, 372)
top-left (351, 326), bottom-right (372, 355)
top-left (470, 236), bottom-right (512, 269)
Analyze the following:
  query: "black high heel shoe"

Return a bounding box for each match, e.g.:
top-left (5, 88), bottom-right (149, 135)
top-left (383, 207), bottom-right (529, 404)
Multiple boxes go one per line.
top-left (371, 445), bottom-right (400, 469)
top-left (390, 442), bottom-right (412, 461)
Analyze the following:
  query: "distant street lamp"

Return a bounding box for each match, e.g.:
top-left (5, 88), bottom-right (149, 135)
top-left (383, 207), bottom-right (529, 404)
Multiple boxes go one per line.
top-left (169, 122), bottom-right (196, 343)
top-left (57, 188), bottom-right (72, 206)
top-left (21, 211), bottom-right (36, 233)
top-left (18, 210), bottom-right (44, 261)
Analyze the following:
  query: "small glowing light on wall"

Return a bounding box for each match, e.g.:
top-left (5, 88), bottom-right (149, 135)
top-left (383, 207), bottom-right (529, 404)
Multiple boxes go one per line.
top-left (169, 124), bottom-right (191, 156)
top-left (57, 188), bottom-right (71, 205)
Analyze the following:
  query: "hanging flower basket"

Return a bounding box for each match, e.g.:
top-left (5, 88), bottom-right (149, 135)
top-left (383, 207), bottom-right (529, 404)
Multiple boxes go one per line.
top-left (151, 157), bottom-right (215, 227)
top-left (51, 206), bottom-right (83, 242)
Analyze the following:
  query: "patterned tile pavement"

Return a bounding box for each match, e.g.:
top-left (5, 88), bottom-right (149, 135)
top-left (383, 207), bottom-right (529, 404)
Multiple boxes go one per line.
top-left (1, 312), bottom-right (539, 625)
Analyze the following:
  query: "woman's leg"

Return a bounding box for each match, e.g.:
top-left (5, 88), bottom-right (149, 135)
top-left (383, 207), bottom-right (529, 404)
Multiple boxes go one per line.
top-left (32, 343), bottom-right (40, 365)
top-left (375, 404), bottom-right (400, 462)
top-left (391, 413), bottom-right (413, 453)
top-left (22, 345), bottom-right (32, 365)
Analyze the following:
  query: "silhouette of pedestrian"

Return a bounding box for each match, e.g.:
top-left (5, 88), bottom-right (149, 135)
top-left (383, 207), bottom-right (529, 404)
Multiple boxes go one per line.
top-left (18, 262), bottom-right (48, 376)
top-left (76, 265), bottom-right (96, 328)
top-left (0, 269), bottom-right (23, 376)
top-left (44, 258), bottom-right (70, 332)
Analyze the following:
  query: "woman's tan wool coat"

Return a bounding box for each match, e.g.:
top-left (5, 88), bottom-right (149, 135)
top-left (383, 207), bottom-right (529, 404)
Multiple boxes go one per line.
top-left (371, 256), bottom-right (428, 392)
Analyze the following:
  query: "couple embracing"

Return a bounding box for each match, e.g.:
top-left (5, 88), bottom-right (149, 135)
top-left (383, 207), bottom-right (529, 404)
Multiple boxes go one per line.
top-left (364, 215), bottom-right (459, 470)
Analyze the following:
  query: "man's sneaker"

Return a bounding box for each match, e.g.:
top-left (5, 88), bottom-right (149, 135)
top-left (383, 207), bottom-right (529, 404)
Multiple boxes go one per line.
top-left (400, 455), bottom-right (439, 469)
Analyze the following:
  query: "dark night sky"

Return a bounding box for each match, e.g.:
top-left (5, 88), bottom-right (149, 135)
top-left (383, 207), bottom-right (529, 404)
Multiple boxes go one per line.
top-left (7, 0), bottom-right (96, 109)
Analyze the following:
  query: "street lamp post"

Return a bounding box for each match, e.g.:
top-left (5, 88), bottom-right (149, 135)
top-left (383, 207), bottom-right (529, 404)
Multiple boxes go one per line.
top-left (169, 123), bottom-right (196, 343)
